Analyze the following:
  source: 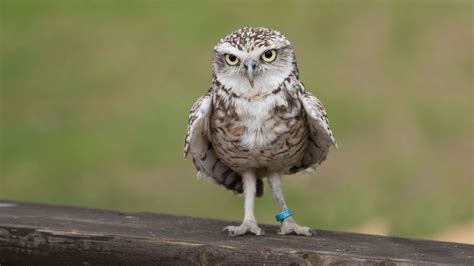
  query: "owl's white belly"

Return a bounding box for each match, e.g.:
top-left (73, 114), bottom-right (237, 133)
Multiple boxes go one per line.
top-left (236, 95), bottom-right (289, 150)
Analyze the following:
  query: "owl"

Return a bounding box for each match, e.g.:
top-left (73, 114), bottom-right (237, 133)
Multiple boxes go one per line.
top-left (184, 27), bottom-right (337, 237)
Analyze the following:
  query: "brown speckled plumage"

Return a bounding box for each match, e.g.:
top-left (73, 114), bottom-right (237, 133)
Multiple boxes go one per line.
top-left (184, 27), bottom-right (336, 197)
top-left (211, 73), bottom-right (307, 173)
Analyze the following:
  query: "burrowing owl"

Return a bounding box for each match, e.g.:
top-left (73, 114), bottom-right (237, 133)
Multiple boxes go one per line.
top-left (184, 27), bottom-right (337, 237)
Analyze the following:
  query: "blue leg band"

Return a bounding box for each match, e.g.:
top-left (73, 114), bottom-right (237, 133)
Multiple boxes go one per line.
top-left (275, 209), bottom-right (293, 222)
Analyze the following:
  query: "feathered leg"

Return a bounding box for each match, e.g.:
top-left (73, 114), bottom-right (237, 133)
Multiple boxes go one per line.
top-left (223, 171), bottom-right (264, 236)
top-left (268, 172), bottom-right (315, 236)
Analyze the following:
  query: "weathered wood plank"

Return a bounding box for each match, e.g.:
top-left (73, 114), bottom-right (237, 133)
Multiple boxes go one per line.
top-left (0, 200), bottom-right (472, 265)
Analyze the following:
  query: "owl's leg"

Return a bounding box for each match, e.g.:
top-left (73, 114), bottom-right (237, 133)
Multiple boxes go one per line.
top-left (268, 172), bottom-right (315, 236)
top-left (223, 171), bottom-right (264, 236)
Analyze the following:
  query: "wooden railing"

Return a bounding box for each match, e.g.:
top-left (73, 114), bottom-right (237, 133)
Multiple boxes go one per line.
top-left (0, 200), bottom-right (472, 265)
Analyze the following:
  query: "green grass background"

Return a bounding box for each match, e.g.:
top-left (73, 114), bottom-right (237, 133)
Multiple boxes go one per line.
top-left (1, 1), bottom-right (472, 239)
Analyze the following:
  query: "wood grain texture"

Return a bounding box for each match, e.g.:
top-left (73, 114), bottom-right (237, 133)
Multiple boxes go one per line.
top-left (0, 200), bottom-right (472, 265)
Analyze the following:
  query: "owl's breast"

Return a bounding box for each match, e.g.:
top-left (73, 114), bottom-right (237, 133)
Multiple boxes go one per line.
top-left (210, 89), bottom-right (308, 171)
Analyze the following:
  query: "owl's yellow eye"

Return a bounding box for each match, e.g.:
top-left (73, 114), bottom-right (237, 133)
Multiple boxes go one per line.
top-left (225, 54), bottom-right (239, 65)
top-left (261, 49), bottom-right (277, 62)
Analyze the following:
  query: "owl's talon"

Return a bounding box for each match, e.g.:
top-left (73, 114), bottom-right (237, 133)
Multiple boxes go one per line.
top-left (223, 221), bottom-right (264, 237)
top-left (278, 220), bottom-right (315, 237)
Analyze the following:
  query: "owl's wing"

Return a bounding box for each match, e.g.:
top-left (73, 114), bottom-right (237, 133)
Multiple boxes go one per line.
top-left (184, 92), bottom-right (212, 159)
top-left (184, 92), bottom-right (259, 196)
top-left (295, 86), bottom-right (337, 172)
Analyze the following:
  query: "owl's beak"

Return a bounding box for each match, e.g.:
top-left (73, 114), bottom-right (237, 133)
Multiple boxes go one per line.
top-left (244, 60), bottom-right (256, 87)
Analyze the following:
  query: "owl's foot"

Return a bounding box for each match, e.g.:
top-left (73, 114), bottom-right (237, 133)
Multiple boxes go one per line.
top-left (223, 220), bottom-right (265, 237)
top-left (278, 217), bottom-right (315, 236)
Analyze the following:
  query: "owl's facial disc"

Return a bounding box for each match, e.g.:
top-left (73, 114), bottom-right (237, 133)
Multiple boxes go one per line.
top-left (213, 28), bottom-right (295, 93)
top-left (243, 60), bottom-right (257, 87)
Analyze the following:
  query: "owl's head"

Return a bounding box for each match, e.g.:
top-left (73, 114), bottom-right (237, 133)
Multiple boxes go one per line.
top-left (213, 27), bottom-right (297, 93)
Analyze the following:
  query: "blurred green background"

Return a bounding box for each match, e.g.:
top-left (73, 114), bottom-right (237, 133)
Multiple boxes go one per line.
top-left (1, 1), bottom-right (472, 242)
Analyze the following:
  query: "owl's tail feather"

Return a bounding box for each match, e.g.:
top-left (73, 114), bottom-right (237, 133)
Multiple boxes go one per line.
top-left (193, 146), bottom-right (263, 197)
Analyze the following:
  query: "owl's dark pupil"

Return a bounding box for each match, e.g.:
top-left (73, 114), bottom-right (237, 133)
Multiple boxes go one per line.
top-left (264, 51), bottom-right (273, 58)
top-left (228, 54), bottom-right (237, 61)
